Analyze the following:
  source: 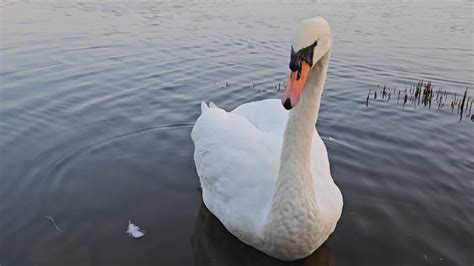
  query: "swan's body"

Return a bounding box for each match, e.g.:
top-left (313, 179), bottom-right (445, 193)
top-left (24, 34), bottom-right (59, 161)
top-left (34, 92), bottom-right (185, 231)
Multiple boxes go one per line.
top-left (191, 17), bottom-right (343, 261)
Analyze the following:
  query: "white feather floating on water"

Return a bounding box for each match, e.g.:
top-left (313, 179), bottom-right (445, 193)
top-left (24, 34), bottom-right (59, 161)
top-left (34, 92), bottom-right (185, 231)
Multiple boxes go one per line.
top-left (126, 220), bottom-right (145, 239)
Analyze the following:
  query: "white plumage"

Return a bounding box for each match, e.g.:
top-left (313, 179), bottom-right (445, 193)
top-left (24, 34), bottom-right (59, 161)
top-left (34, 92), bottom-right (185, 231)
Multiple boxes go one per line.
top-left (191, 17), bottom-right (343, 261)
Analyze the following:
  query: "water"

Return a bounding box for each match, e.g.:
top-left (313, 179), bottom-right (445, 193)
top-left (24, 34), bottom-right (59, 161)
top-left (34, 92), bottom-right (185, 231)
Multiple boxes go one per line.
top-left (1, 1), bottom-right (473, 265)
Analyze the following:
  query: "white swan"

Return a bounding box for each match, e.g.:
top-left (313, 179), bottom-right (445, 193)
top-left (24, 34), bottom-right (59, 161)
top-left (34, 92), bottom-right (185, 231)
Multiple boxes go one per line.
top-left (191, 17), bottom-right (343, 261)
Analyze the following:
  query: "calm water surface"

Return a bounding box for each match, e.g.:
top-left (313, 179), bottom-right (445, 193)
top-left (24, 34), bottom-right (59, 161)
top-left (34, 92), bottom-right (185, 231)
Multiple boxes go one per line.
top-left (1, 1), bottom-right (473, 265)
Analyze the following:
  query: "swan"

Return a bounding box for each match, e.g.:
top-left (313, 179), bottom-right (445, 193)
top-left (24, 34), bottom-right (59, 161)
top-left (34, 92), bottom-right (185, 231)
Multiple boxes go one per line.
top-left (191, 17), bottom-right (343, 261)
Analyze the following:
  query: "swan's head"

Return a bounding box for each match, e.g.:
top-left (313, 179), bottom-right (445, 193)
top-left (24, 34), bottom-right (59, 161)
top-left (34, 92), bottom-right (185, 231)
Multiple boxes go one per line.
top-left (281, 17), bottom-right (332, 110)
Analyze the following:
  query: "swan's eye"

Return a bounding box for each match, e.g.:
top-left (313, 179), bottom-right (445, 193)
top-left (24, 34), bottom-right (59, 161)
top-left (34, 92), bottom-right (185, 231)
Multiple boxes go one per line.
top-left (289, 40), bottom-right (318, 72)
top-left (290, 40), bottom-right (318, 72)
top-left (289, 46), bottom-right (300, 72)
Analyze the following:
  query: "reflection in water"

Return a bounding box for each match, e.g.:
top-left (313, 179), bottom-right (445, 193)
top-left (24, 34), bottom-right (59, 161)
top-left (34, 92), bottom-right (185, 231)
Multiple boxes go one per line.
top-left (191, 203), bottom-right (335, 266)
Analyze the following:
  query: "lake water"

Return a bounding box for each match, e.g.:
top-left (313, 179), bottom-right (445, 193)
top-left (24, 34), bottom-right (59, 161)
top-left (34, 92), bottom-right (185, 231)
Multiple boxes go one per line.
top-left (1, 1), bottom-right (473, 265)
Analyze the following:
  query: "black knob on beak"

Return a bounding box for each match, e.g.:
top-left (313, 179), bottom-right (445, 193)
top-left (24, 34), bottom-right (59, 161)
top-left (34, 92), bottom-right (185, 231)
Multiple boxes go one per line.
top-left (283, 98), bottom-right (292, 110)
top-left (289, 60), bottom-right (300, 72)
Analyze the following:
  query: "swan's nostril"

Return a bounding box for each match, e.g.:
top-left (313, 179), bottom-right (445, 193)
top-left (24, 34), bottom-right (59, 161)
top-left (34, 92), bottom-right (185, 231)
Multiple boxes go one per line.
top-left (283, 98), bottom-right (292, 110)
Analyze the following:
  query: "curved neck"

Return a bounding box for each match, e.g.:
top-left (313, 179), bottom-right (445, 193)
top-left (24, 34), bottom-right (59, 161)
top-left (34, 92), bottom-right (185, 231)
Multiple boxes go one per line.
top-left (263, 52), bottom-right (330, 237)
top-left (276, 52), bottom-right (329, 201)
top-left (280, 57), bottom-right (328, 176)
top-left (278, 53), bottom-right (330, 169)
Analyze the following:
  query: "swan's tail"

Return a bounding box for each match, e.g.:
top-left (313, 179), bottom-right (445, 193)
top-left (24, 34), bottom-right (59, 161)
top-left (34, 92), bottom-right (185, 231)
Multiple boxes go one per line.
top-left (200, 101), bottom-right (220, 113)
top-left (200, 101), bottom-right (209, 113)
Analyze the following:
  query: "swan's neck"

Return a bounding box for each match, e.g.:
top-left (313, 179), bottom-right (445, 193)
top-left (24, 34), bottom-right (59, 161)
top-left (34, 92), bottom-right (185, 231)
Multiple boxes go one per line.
top-left (280, 53), bottom-right (329, 178)
top-left (262, 53), bottom-right (330, 249)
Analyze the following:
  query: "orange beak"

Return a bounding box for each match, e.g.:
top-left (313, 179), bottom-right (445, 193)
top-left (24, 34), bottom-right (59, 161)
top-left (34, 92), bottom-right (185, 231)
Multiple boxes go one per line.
top-left (281, 61), bottom-right (311, 110)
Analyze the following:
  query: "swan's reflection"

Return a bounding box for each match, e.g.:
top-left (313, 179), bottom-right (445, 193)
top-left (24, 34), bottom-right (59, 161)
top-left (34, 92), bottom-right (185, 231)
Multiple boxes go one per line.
top-left (191, 202), bottom-right (336, 266)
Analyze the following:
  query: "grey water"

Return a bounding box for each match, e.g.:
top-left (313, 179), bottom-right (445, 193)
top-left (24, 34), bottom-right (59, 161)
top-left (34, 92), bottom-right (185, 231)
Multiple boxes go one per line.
top-left (1, 1), bottom-right (473, 265)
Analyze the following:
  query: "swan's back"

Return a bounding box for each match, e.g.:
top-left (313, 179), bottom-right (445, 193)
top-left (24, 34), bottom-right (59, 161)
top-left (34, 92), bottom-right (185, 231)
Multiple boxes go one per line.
top-left (232, 99), bottom-right (289, 135)
top-left (191, 100), bottom-right (284, 244)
